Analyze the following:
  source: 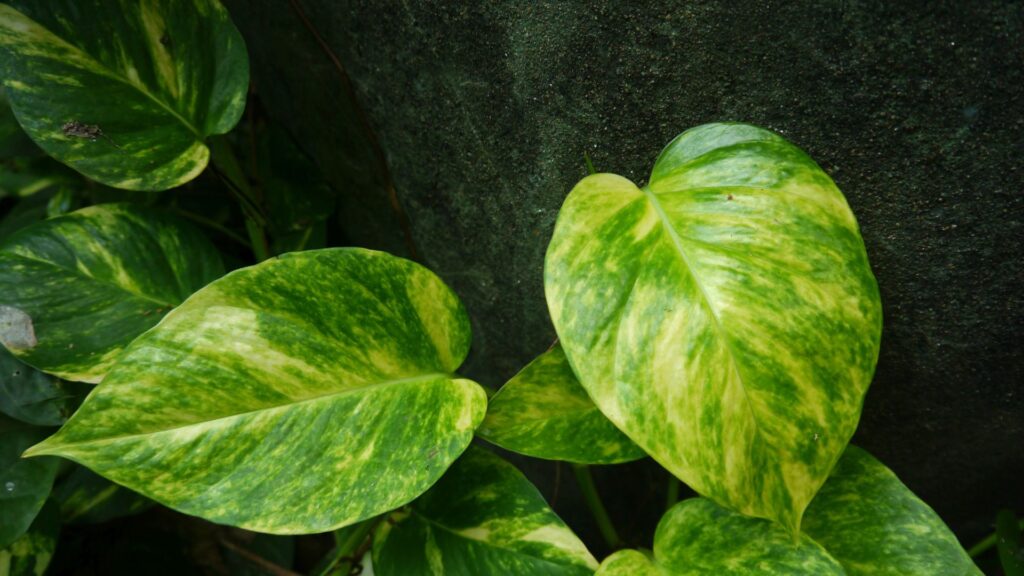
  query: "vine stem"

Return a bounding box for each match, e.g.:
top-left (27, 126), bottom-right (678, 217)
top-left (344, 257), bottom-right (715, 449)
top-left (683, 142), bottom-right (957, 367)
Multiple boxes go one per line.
top-left (665, 476), bottom-right (681, 511)
top-left (314, 516), bottom-right (380, 576)
top-left (571, 464), bottom-right (622, 550)
top-left (208, 135), bottom-right (270, 262)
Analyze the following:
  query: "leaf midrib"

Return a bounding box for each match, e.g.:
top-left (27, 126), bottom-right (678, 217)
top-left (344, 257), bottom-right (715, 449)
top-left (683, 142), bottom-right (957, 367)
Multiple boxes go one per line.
top-left (639, 187), bottom-right (767, 446)
top-left (32, 372), bottom-right (453, 452)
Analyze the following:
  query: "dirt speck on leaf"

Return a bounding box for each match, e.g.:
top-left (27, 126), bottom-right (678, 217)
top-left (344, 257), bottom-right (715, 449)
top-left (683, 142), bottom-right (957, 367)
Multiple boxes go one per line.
top-left (0, 305), bottom-right (38, 351)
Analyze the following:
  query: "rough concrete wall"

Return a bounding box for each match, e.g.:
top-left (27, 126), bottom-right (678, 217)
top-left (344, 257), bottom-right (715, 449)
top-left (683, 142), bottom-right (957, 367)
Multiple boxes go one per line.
top-left (226, 0), bottom-right (1023, 545)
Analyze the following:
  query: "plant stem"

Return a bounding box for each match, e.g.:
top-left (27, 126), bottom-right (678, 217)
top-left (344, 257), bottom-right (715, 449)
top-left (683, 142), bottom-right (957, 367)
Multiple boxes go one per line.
top-left (571, 464), bottom-right (621, 550)
top-left (207, 135), bottom-right (270, 261)
top-left (169, 208), bottom-right (250, 248)
top-left (583, 151), bottom-right (597, 175)
top-left (665, 476), bottom-right (680, 511)
top-left (968, 515), bottom-right (1024, 558)
top-left (314, 517), bottom-right (380, 576)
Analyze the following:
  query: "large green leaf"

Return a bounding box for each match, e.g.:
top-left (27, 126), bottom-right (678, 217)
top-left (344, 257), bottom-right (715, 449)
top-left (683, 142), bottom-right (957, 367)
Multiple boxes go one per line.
top-left (0, 347), bottom-right (86, 426)
top-left (597, 498), bottom-right (843, 576)
top-left (0, 499), bottom-right (59, 576)
top-left (373, 446), bottom-right (597, 576)
top-left (803, 446), bottom-right (982, 575)
top-left (545, 122), bottom-right (882, 532)
top-left (24, 248), bottom-right (487, 534)
top-left (0, 417), bottom-right (58, 547)
top-left (0, 203), bottom-right (225, 382)
top-left (52, 466), bottom-right (153, 524)
top-left (478, 344), bottom-right (644, 464)
top-left (0, 0), bottom-right (248, 191)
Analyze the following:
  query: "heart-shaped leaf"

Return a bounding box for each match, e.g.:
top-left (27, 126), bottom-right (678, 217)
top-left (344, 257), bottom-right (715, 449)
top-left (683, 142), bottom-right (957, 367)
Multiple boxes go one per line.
top-left (0, 0), bottom-right (248, 191)
top-left (24, 248), bottom-right (487, 534)
top-left (478, 344), bottom-right (645, 464)
top-left (597, 498), bottom-right (844, 576)
top-left (546, 123), bottom-right (882, 532)
top-left (0, 417), bottom-right (58, 547)
top-left (373, 446), bottom-right (597, 576)
top-left (0, 204), bottom-right (225, 382)
top-left (597, 446), bottom-right (981, 576)
top-left (803, 446), bottom-right (981, 575)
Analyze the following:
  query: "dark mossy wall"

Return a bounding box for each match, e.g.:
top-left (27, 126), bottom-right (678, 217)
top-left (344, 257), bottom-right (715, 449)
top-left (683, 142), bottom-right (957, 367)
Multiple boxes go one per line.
top-left (226, 0), bottom-right (1023, 548)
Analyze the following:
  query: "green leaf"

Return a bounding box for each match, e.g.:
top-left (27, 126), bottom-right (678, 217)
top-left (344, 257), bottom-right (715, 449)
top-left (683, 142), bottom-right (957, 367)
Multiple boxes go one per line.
top-left (803, 446), bottom-right (983, 575)
top-left (997, 510), bottom-right (1024, 576)
top-left (0, 346), bottom-right (87, 426)
top-left (0, 417), bottom-right (58, 547)
top-left (52, 466), bottom-right (153, 524)
top-left (0, 203), bottom-right (225, 382)
top-left (478, 344), bottom-right (644, 464)
top-left (0, 499), bottom-right (59, 576)
top-left (0, 87), bottom-right (37, 159)
top-left (373, 446), bottom-right (597, 576)
top-left (545, 122), bottom-right (882, 532)
top-left (0, 0), bottom-right (249, 191)
top-left (24, 248), bottom-right (487, 534)
top-left (600, 498), bottom-right (843, 575)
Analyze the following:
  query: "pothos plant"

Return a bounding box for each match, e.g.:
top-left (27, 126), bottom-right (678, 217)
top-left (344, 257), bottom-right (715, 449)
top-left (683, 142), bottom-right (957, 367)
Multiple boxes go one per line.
top-left (0, 1), bottom-right (989, 575)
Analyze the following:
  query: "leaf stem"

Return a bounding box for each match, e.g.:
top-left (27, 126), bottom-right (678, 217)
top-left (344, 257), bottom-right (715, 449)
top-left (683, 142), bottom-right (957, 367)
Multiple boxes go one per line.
top-left (968, 514), bottom-right (1024, 558)
top-left (208, 135), bottom-right (270, 261)
top-left (583, 151), bottom-right (597, 175)
top-left (314, 516), bottom-right (380, 576)
top-left (571, 464), bottom-right (622, 550)
top-left (665, 476), bottom-right (681, 511)
top-left (169, 208), bottom-right (250, 248)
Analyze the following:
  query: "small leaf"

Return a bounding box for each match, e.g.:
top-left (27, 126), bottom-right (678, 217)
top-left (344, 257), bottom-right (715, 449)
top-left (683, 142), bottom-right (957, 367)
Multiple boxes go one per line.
top-left (478, 344), bottom-right (644, 464)
top-left (597, 498), bottom-right (844, 575)
top-left (0, 347), bottom-right (87, 426)
top-left (0, 0), bottom-right (249, 190)
top-left (803, 446), bottom-right (983, 575)
top-left (52, 466), bottom-right (153, 524)
top-left (373, 446), bottom-right (597, 576)
top-left (545, 123), bottom-right (882, 532)
top-left (24, 248), bottom-right (487, 534)
top-left (0, 417), bottom-right (58, 547)
top-left (0, 203), bottom-right (225, 382)
top-left (0, 498), bottom-right (59, 576)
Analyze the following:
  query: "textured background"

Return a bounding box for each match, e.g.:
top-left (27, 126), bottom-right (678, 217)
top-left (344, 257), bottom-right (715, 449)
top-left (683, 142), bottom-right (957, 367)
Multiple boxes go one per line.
top-left (226, 0), bottom-right (1023, 551)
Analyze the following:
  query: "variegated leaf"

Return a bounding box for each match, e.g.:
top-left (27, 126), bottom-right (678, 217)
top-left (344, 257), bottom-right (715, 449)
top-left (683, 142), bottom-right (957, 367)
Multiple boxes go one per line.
top-left (596, 498), bottom-right (844, 576)
top-left (0, 499), bottom-right (59, 576)
top-left (0, 346), bottom-right (87, 426)
top-left (478, 344), bottom-right (644, 464)
top-left (0, 417), bottom-right (58, 547)
top-left (0, 0), bottom-right (248, 191)
top-left (803, 446), bottom-right (982, 575)
top-left (0, 204), bottom-right (225, 382)
top-left (24, 248), bottom-right (487, 534)
top-left (545, 122), bottom-right (882, 532)
top-left (373, 446), bottom-right (597, 576)
top-left (53, 466), bottom-right (153, 524)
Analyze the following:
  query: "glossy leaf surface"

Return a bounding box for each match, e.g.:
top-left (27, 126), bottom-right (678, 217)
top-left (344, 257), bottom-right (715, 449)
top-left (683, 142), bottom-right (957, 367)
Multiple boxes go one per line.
top-left (25, 248), bottom-right (487, 534)
top-left (373, 446), bottom-right (597, 576)
top-left (546, 123), bottom-right (882, 532)
top-left (0, 204), bottom-right (224, 382)
top-left (803, 446), bottom-right (982, 575)
top-left (0, 417), bottom-right (58, 547)
top-left (0, 499), bottom-right (59, 576)
top-left (0, 347), bottom-right (86, 426)
top-left (478, 344), bottom-right (644, 464)
top-left (0, 0), bottom-right (248, 190)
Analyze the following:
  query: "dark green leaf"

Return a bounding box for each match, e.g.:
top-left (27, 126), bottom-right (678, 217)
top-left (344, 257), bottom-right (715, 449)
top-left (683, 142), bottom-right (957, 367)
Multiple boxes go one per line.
top-left (478, 344), bottom-right (644, 464)
top-left (0, 498), bottom-right (59, 576)
top-left (0, 0), bottom-right (249, 190)
top-left (0, 417), bottom-right (58, 547)
top-left (52, 465), bottom-right (153, 524)
top-left (0, 346), bottom-right (87, 426)
top-left (373, 446), bottom-right (597, 576)
top-left (0, 203), bottom-right (225, 382)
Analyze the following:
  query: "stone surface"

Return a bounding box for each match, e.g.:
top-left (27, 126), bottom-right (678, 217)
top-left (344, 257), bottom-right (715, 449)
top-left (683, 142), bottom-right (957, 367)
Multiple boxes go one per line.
top-left (227, 0), bottom-right (1023, 549)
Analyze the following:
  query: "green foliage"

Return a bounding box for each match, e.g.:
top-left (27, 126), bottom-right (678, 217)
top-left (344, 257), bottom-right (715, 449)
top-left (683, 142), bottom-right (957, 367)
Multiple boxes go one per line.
top-left (0, 2), bottom-right (988, 574)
